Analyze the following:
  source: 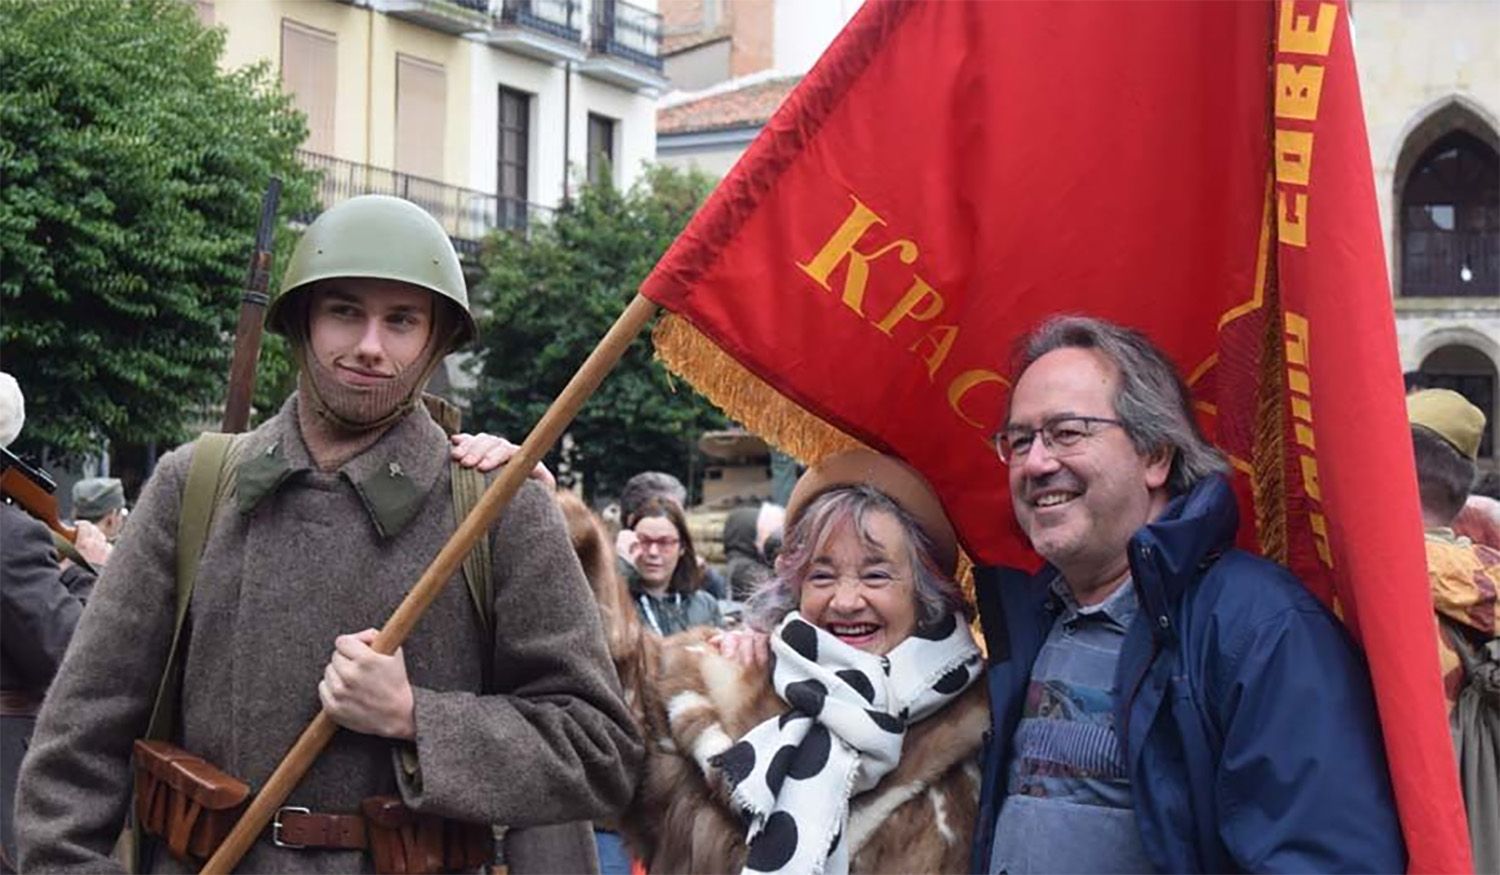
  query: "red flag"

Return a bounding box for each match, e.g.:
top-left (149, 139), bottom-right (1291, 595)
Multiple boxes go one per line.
top-left (641, 1), bottom-right (1470, 871)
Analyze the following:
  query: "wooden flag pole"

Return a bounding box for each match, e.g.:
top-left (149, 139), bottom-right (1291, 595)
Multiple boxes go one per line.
top-left (202, 294), bottom-right (661, 874)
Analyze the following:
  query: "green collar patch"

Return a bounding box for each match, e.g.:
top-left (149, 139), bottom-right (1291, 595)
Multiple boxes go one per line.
top-left (235, 440), bottom-right (297, 515)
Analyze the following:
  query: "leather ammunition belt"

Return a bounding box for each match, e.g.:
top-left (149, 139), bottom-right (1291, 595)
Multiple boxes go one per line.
top-left (133, 738), bottom-right (491, 873)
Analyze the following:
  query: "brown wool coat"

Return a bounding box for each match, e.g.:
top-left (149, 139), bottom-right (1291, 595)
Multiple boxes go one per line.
top-left (15, 397), bottom-right (642, 873)
top-left (617, 628), bottom-right (989, 874)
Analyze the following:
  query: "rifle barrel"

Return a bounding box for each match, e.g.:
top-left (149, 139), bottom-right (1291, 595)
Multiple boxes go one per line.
top-left (221, 177), bottom-right (283, 434)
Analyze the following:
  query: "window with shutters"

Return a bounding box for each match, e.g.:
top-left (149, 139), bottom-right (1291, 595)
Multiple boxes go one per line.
top-left (587, 112), bottom-right (616, 188)
top-left (396, 54), bottom-right (447, 182)
top-left (280, 20), bottom-right (337, 154)
top-left (498, 87), bottom-right (531, 230)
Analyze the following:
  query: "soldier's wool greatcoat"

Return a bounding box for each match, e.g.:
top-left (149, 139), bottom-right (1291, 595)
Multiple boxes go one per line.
top-left (16, 396), bottom-right (642, 873)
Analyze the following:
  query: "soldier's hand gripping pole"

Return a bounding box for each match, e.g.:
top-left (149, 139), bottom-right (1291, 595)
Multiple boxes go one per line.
top-left (220, 177), bottom-right (282, 434)
top-left (200, 294), bottom-right (661, 874)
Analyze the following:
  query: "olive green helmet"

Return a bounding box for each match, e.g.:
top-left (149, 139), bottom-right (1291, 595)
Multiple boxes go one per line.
top-left (269, 195), bottom-right (476, 349)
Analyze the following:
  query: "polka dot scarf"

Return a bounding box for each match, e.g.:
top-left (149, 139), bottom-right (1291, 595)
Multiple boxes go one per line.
top-left (713, 611), bottom-right (982, 875)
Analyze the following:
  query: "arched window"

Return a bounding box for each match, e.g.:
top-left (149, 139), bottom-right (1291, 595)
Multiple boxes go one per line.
top-left (1401, 130), bottom-right (1499, 297)
top-left (1417, 344), bottom-right (1497, 458)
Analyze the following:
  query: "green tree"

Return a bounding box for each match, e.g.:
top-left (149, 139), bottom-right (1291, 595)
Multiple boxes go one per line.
top-left (0, 0), bottom-right (315, 461)
top-left (468, 165), bottom-right (727, 500)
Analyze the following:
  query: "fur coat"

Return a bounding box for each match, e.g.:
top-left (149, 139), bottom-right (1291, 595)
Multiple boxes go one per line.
top-left (619, 628), bottom-right (987, 873)
top-left (554, 492), bottom-right (988, 873)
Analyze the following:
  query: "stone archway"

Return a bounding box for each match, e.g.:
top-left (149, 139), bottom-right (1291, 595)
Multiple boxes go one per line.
top-left (1392, 97), bottom-right (1500, 298)
top-left (1416, 342), bottom-right (1499, 459)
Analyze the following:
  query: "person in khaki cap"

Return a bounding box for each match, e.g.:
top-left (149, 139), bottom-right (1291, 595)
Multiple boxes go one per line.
top-left (70, 478), bottom-right (126, 542)
top-left (15, 196), bottom-right (641, 873)
top-left (1406, 387), bottom-right (1499, 874)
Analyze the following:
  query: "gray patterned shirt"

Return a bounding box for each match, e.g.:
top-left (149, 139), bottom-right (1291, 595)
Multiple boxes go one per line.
top-left (989, 577), bottom-right (1155, 874)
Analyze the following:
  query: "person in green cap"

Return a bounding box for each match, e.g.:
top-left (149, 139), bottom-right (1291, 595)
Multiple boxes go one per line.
top-left (1406, 387), bottom-right (1499, 874)
top-left (70, 478), bottom-right (126, 543)
top-left (15, 195), bottom-right (642, 873)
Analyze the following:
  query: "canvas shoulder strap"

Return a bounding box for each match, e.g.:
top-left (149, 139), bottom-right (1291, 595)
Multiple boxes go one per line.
top-left (450, 461), bottom-right (495, 647)
top-left (144, 432), bottom-right (242, 742)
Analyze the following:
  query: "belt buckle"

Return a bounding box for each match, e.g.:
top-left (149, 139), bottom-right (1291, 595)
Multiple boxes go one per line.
top-left (272, 805), bottom-right (310, 849)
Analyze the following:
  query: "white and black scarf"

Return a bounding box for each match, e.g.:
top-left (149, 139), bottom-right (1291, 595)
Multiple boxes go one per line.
top-left (712, 611), bottom-right (983, 875)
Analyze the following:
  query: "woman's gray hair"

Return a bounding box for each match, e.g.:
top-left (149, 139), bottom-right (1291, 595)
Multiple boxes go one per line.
top-left (745, 485), bottom-right (965, 633)
top-left (1013, 315), bottom-right (1229, 495)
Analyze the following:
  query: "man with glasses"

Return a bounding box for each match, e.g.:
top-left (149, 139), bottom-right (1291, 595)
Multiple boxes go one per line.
top-left (971, 316), bottom-right (1404, 873)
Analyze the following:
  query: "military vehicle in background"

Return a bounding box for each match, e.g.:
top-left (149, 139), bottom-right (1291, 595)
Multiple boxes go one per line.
top-left (686, 429), bottom-right (774, 568)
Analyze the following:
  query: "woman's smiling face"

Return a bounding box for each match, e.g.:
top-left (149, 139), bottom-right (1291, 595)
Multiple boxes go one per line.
top-left (797, 510), bottom-right (918, 656)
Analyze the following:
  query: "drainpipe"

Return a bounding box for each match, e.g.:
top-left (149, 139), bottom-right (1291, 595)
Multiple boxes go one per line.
top-left (365, 6), bottom-right (375, 166)
top-left (562, 59), bottom-right (573, 204)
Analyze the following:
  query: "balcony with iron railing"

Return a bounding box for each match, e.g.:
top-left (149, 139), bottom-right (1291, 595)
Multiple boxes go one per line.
top-left (486, 0), bottom-right (586, 62)
top-left (576, 0), bottom-right (665, 92)
top-left (1402, 228), bottom-right (1500, 298)
top-left (499, 0), bottom-right (580, 41)
top-left (368, 0), bottom-right (491, 35)
top-left (297, 150), bottom-right (553, 257)
top-left (590, 0), bottom-right (662, 71)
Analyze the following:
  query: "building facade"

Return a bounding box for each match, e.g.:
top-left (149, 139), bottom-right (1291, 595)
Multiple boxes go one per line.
top-left (1355, 1), bottom-right (1500, 459)
top-left (203, 0), bottom-right (667, 256)
top-left (654, 0), bottom-right (859, 174)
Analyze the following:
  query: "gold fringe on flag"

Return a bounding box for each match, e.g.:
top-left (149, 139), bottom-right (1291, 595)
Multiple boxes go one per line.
top-left (653, 314), bottom-right (867, 464)
top-left (652, 312), bottom-right (982, 624)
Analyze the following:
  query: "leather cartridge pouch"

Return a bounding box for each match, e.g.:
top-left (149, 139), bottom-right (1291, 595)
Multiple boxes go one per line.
top-left (360, 796), bottom-right (491, 875)
top-left (132, 740), bottom-right (250, 863)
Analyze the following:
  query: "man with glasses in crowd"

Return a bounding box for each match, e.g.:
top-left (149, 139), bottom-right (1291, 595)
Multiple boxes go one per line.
top-left (970, 316), bottom-right (1405, 873)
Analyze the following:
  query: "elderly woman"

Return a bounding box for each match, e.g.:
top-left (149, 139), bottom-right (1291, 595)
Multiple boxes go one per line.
top-left (617, 450), bottom-right (988, 874)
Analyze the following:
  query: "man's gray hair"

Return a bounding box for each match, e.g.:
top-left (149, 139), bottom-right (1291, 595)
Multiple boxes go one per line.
top-left (1012, 315), bottom-right (1229, 496)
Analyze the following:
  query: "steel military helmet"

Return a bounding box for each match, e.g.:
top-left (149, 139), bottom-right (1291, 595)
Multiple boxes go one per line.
top-left (269, 195), bottom-right (476, 349)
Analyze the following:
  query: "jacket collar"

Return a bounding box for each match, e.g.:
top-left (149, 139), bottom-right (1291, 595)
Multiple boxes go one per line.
top-left (234, 393), bottom-right (447, 540)
top-left (1126, 473), bottom-right (1239, 642)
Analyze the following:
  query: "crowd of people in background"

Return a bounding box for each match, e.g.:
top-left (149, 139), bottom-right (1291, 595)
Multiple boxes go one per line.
top-left (1, 195), bottom-right (1494, 875)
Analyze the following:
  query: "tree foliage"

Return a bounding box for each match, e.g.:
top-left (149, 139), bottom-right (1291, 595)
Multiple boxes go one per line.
top-left (468, 166), bottom-right (727, 500)
top-left (0, 0), bottom-right (315, 460)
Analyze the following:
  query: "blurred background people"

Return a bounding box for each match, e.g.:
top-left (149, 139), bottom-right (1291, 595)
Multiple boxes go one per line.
top-left (70, 478), bottom-right (127, 543)
top-left (627, 498), bottom-right (721, 635)
top-left (616, 470), bottom-right (725, 599)
top-left (1406, 388), bottom-right (1499, 874)
top-left (1454, 470), bottom-right (1500, 551)
top-left (0, 373), bottom-right (105, 873)
top-left (722, 502), bottom-right (784, 601)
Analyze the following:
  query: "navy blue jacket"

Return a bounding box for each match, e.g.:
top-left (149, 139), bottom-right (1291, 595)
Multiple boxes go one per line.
top-left (971, 474), bottom-right (1406, 873)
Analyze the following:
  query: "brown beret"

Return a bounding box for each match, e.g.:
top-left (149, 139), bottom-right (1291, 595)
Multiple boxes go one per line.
top-left (785, 449), bottom-right (959, 576)
top-left (1408, 388), bottom-right (1486, 461)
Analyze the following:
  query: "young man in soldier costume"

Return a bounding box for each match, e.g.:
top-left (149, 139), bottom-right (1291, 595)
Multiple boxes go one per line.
top-left (16, 196), bottom-right (643, 872)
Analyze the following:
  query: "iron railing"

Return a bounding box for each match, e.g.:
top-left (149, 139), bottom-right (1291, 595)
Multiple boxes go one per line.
top-left (498, 0), bottom-right (580, 41)
top-left (1402, 228), bottom-right (1500, 297)
top-left (297, 150), bottom-right (553, 255)
top-left (591, 0), bottom-right (662, 70)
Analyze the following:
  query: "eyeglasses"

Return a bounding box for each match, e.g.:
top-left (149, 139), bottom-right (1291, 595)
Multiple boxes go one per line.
top-left (994, 416), bottom-right (1125, 464)
top-left (634, 534), bottom-right (681, 552)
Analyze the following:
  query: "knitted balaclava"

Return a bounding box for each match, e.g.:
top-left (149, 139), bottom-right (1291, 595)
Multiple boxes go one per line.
top-left (288, 286), bottom-right (458, 469)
